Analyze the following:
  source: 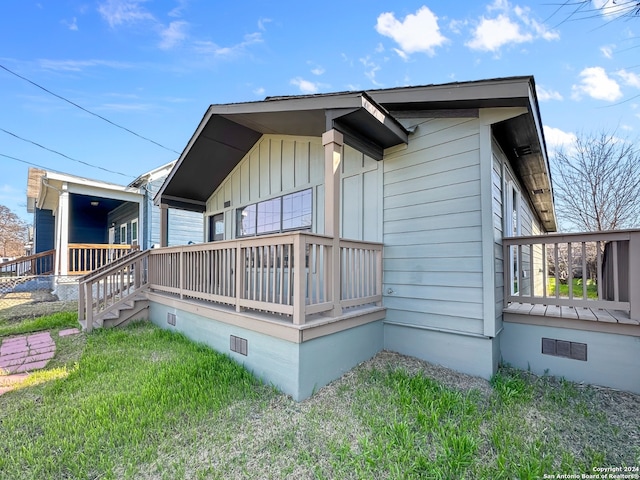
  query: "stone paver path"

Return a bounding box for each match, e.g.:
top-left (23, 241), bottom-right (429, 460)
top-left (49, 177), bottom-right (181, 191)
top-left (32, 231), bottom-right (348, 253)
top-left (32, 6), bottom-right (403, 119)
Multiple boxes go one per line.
top-left (0, 332), bottom-right (56, 375)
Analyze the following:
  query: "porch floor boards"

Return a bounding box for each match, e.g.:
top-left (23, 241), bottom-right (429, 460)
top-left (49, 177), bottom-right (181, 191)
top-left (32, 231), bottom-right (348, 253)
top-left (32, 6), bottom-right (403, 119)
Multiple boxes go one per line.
top-left (504, 302), bottom-right (640, 326)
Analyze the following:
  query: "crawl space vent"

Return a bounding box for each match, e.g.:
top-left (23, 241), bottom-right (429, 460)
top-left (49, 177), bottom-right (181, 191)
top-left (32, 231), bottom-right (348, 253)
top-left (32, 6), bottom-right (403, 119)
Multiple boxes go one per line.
top-left (230, 335), bottom-right (248, 356)
top-left (542, 337), bottom-right (587, 361)
top-left (167, 313), bottom-right (176, 326)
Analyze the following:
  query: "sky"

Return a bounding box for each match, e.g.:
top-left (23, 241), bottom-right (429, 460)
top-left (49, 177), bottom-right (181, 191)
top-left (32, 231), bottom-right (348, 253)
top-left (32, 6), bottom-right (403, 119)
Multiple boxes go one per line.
top-left (1, 0), bottom-right (639, 222)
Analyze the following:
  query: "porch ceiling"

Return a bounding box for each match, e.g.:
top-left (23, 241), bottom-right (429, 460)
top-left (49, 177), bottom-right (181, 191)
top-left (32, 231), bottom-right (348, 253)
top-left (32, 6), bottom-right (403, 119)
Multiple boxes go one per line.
top-left (156, 92), bottom-right (408, 212)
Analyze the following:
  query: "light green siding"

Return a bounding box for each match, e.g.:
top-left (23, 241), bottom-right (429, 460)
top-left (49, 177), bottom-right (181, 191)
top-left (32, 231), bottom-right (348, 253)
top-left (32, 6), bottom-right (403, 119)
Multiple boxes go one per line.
top-left (382, 117), bottom-right (484, 335)
top-left (205, 134), bottom-right (382, 242)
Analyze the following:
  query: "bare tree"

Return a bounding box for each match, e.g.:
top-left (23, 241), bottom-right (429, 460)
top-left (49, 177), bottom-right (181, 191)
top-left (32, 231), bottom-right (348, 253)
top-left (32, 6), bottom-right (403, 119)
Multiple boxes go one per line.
top-left (0, 204), bottom-right (28, 257)
top-left (551, 130), bottom-right (640, 231)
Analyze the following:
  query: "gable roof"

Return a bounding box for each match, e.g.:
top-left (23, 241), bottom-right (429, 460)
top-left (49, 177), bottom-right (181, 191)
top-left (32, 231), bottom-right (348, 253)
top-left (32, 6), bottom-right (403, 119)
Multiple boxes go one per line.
top-left (157, 76), bottom-right (556, 231)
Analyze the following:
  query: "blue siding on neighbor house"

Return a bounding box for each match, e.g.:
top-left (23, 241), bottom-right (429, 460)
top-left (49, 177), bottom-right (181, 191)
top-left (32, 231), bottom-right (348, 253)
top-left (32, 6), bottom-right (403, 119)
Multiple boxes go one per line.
top-left (107, 202), bottom-right (139, 244)
top-left (34, 208), bottom-right (54, 253)
top-left (69, 196), bottom-right (110, 244)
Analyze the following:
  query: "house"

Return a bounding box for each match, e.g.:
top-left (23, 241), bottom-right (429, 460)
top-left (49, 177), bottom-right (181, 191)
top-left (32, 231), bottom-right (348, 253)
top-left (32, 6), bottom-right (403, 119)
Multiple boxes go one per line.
top-left (80, 76), bottom-right (640, 399)
top-left (26, 162), bottom-right (203, 299)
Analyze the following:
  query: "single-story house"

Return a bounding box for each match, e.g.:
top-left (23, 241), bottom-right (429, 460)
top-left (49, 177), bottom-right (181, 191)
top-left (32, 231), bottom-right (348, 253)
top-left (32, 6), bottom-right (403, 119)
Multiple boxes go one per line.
top-left (80, 76), bottom-right (640, 399)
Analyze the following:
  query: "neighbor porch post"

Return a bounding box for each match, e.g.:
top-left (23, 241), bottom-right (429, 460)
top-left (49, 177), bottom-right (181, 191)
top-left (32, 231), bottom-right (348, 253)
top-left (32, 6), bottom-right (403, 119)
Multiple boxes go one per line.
top-left (159, 203), bottom-right (169, 247)
top-left (323, 129), bottom-right (343, 317)
top-left (629, 231), bottom-right (640, 321)
top-left (57, 185), bottom-right (70, 276)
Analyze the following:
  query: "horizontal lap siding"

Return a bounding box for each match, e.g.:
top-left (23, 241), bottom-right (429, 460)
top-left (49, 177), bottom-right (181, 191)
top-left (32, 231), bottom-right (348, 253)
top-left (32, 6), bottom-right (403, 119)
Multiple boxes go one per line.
top-left (492, 146), bottom-right (505, 329)
top-left (383, 117), bottom-right (483, 335)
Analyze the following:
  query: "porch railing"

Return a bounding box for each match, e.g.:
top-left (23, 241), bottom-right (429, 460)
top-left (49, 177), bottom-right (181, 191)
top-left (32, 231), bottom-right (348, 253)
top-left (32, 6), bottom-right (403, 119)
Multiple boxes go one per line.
top-left (78, 249), bottom-right (149, 332)
top-left (68, 243), bottom-right (137, 274)
top-left (0, 249), bottom-right (55, 277)
top-left (148, 232), bottom-right (383, 325)
top-left (503, 230), bottom-right (640, 320)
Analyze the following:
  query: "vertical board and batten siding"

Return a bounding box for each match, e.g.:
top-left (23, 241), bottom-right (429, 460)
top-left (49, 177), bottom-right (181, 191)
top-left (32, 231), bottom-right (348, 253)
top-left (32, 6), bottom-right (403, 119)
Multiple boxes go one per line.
top-left (205, 134), bottom-right (383, 242)
top-left (382, 117), bottom-right (485, 335)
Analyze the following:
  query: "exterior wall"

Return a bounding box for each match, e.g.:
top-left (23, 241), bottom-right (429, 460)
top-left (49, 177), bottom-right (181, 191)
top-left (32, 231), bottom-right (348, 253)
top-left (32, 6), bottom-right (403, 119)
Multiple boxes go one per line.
top-left (501, 321), bottom-right (640, 394)
top-left (167, 208), bottom-right (203, 246)
top-left (205, 134), bottom-right (382, 242)
top-left (491, 147), bottom-right (505, 334)
top-left (69, 194), bottom-right (111, 244)
top-left (34, 208), bottom-right (54, 253)
top-left (148, 302), bottom-right (383, 400)
top-left (107, 202), bottom-right (139, 244)
top-left (382, 117), bottom-right (484, 335)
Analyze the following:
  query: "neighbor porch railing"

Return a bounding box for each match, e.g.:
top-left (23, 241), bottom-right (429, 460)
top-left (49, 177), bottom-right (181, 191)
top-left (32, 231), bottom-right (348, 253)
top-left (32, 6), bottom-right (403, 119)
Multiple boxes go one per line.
top-left (503, 230), bottom-right (640, 320)
top-left (148, 231), bottom-right (383, 325)
top-left (67, 243), bottom-right (137, 274)
top-left (0, 249), bottom-right (55, 277)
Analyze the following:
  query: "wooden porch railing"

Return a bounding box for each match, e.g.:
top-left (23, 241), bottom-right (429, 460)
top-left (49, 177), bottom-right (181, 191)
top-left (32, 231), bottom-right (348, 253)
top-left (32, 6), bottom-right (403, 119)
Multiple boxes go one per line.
top-left (0, 249), bottom-right (55, 277)
top-left (148, 232), bottom-right (383, 325)
top-left (503, 230), bottom-right (640, 320)
top-left (68, 243), bottom-right (137, 274)
top-left (78, 249), bottom-right (149, 332)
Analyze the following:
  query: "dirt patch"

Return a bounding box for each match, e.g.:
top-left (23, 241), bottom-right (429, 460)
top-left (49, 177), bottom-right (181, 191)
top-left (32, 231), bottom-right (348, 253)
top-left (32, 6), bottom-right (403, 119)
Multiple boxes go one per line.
top-left (0, 291), bottom-right (77, 323)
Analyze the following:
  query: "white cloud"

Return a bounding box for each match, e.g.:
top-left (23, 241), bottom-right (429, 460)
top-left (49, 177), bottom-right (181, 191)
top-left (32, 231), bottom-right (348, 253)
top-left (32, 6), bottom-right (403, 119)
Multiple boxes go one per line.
top-left (466, 0), bottom-right (558, 53)
top-left (311, 67), bottom-right (325, 76)
top-left (616, 69), bottom-right (640, 89)
top-left (571, 67), bottom-right (622, 101)
top-left (98, 0), bottom-right (155, 28)
top-left (62, 17), bottom-right (78, 31)
top-left (290, 77), bottom-right (319, 94)
top-left (375, 6), bottom-right (447, 58)
top-left (38, 59), bottom-right (133, 71)
top-left (360, 56), bottom-right (382, 86)
top-left (193, 32), bottom-right (263, 58)
top-left (600, 45), bottom-right (613, 58)
top-left (592, 0), bottom-right (633, 18)
top-left (544, 126), bottom-right (577, 152)
top-left (258, 18), bottom-right (272, 31)
top-left (253, 87), bottom-right (265, 96)
top-left (536, 85), bottom-right (563, 101)
top-left (159, 20), bottom-right (188, 49)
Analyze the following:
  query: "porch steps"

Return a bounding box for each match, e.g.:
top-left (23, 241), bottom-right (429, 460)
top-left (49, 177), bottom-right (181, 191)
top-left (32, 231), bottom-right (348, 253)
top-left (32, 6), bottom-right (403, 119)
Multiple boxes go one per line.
top-left (79, 294), bottom-right (149, 331)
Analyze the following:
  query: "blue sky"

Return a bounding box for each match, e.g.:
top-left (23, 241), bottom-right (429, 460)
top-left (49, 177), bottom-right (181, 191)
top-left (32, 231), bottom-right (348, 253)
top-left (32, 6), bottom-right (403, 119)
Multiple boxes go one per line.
top-left (1, 0), bottom-right (639, 221)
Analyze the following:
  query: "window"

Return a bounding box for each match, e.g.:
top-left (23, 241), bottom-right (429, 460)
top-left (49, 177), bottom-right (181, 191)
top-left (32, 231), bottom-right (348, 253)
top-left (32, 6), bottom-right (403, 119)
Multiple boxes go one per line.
top-left (237, 189), bottom-right (312, 237)
top-left (208, 213), bottom-right (224, 242)
top-left (131, 218), bottom-right (138, 246)
top-left (505, 179), bottom-right (521, 294)
top-left (120, 224), bottom-right (127, 245)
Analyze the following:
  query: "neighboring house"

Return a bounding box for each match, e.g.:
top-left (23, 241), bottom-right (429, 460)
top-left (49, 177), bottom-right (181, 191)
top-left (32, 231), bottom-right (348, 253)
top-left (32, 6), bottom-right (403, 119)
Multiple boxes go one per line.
top-left (26, 163), bottom-right (203, 297)
top-left (80, 76), bottom-right (640, 399)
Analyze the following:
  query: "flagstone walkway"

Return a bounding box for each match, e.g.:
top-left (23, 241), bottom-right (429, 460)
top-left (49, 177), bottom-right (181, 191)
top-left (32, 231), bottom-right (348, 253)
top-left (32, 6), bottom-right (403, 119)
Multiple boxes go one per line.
top-left (0, 328), bottom-right (80, 396)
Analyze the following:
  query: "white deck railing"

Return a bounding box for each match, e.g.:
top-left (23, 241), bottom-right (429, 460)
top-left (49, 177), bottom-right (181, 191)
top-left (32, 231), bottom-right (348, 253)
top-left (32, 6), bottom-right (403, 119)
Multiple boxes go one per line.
top-left (503, 230), bottom-right (640, 319)
top-left (148, 232), bottom-right (383, 325)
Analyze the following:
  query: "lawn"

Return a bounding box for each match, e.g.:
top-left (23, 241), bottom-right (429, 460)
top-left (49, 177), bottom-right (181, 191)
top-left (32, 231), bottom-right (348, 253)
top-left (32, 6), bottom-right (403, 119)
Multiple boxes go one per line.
top-left (1, 312), bottom-right (638, 479)
top-left (548, 277), bottom-right (599, 299)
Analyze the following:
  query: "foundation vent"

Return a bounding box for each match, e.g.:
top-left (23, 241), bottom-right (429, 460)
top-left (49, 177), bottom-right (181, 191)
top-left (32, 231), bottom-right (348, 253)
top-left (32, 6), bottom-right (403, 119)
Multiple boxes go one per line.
top-left (167, 313), bottom-right (176, 326)
top-left (230, 335), bottom-right (248, 356)
top-left (542, 337), bottom-right (587, 361)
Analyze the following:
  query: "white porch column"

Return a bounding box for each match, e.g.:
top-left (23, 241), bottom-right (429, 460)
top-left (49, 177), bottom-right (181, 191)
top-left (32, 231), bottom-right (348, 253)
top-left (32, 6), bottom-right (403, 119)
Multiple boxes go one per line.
top-left (57, 185), bottom-right (70, 276)
top-left (323, 129), bottom-right (343, 316)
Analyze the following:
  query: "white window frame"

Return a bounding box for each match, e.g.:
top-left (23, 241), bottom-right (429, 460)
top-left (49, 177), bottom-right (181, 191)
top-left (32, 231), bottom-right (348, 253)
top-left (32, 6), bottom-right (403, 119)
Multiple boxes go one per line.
top-left (131, 218), bottom-right (139, 246)
top-left (120, 224), bottom-right (127, 245)
top-left (505, 176), bottom-right (522, 295)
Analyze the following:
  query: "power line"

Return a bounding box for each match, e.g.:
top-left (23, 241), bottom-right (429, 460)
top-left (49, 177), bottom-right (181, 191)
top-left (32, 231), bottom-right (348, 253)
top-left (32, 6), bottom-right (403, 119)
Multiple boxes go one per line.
top-left (1, 128), bottom-right (134, 179)
top-left (0, 152), bottom-right (66, 173)
top-left (0, 63), bottom-right (181, 155)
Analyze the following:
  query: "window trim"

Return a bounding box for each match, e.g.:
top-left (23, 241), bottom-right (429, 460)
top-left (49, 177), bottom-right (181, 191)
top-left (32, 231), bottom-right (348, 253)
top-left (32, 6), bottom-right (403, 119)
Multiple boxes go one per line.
top-left (131, 218), bottom-right (139, 246)
top-left (120, 224), bottom-right (127, 245)
top-left (236, 188), bottom-right (312, 238)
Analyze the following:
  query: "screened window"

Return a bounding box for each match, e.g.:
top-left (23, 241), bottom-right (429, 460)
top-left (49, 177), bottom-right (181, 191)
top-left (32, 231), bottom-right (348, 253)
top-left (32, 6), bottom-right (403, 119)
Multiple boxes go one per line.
top-left (120, 224), bottom-right (127, 244)
top-left (237, 189), bottom-right (312, 237)
top-left (131, 218), bottom-right (138, 246)
top-left (208, 213), bottom-right (224, 242)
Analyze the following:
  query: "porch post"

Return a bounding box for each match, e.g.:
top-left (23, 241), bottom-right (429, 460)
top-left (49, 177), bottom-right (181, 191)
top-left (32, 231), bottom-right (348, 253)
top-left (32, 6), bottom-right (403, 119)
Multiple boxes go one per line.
top-left (57, 185), bottom-right (70, 276)
top-left (159, 203), bottom-right (169, 247)
top-left (629, 231), bottom-right (640, 321)
top-left (323, 129), bottom-right (343, 316)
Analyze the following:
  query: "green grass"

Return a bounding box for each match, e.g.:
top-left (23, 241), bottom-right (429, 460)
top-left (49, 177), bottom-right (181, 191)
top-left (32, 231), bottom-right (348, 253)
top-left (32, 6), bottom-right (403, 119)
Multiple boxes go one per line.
top-left (0, 311), bottom-right (78, 337)
top-left (0, 321), bottom-right (263, 479)
top-left (548, 277), bottom-right (599, 299)
top-left (1, 315), bottom-right (637, 479)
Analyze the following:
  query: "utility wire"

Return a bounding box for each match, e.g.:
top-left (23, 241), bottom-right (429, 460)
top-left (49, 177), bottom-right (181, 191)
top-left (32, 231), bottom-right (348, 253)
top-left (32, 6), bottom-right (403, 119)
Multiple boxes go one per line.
top-left (0, 152), bottom-right (66, 172)
top-left (0, 63), bottom-right (181, 155)
top-left (1, 128), bottom-right (134, 179)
